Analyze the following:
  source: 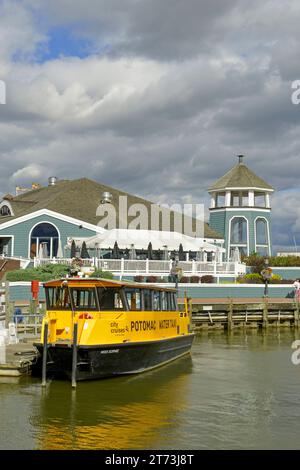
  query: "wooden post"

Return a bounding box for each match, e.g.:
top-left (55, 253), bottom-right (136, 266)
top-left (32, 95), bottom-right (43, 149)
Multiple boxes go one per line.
top-left (227, 299), bottom-right (233, 331)
top-left (294, 299), bottom-right (299, 328)
top-left (4, 281), bottom-right (10, 329)
top-left (71, 322), bottom-right (78, 389)
top-left (41, 322), bottom-right (48, 387)
top-left (262, 299), bottom-right (268, 329)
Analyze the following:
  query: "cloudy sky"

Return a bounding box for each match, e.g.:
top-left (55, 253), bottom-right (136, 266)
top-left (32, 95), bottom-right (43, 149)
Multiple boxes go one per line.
top-left (0, 0), bottom-right (299, 252)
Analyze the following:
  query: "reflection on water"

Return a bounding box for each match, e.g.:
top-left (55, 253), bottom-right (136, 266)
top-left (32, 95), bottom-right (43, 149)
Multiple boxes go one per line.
top-left (2, 330), bottom-right (300, 450)
top-left (31, 356), bottom-right (193, 450)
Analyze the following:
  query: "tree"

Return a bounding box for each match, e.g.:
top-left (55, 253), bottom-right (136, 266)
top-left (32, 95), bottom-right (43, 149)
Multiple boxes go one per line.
top-left (70, 240), bottom-right (76, 258)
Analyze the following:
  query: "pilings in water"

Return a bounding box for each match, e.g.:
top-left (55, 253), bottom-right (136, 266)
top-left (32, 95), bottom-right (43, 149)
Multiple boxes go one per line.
top-left (189, 300), bottom-right (300, 331)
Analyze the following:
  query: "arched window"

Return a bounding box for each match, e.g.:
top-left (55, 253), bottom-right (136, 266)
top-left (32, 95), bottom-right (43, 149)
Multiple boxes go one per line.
top-left (0, 205), bottom-right (11, 216)
top-left (255, 218), bottom-right (269, 256)
top-left (30, 223), bottom-right (59, 258)
top-left (229, 217), bottom-right (248, 258)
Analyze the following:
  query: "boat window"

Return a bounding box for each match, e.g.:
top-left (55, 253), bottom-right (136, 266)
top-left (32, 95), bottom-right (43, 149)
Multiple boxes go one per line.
top-left (124, 288), bottom-right (141, 311)
top-left (143, 289), bottom-right (152, 311)
top-left (153, 290), bottom-right (161, 311)
top-left (70, 288), bottom-right (98, 311)
top-left (161, 291), bottom-right (168, 311)
top-left (167, 292), bottom-right (177, 311)
top-left (97, 287), bottom-right (125, 310)
top-left (46, 287), bottom-right (72, 310)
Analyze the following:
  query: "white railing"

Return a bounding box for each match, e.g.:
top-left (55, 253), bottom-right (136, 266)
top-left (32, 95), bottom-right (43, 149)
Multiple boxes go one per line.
top-left (33, 257), bottom-right (246, 277)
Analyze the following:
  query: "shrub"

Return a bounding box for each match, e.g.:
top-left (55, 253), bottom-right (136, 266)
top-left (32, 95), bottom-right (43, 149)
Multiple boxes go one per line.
top-left (190, 275), bottom-right (200, 283)
top-left (179, 276), bottom-right (190, 283)
top-left (201, 275), bottom-right (215, 284)
top-left (90, 269), bottom-right (114, 279)
top-left (6, 264), bottom-right (70, 282)
top-left (146, 276), bottom-right (158, 283)
top-left (237, 273), bottom-right (264, 284)
top-left (269, 274), bottom-right (282, 284)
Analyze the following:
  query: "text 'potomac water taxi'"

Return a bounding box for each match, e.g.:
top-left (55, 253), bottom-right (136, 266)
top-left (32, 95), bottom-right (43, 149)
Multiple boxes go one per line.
top-left (33, 278), bottom-right (195, 386)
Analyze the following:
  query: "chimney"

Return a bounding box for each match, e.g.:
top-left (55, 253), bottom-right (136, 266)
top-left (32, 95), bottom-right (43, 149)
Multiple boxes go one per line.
top-left (48, 177), bottom-right (58, 186)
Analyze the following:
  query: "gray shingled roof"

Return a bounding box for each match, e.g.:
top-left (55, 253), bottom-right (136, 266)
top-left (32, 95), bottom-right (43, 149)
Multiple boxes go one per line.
top-left (208, 162), bottom-right (274, 192)
top-left (0, 178), bottom-right (223, 240)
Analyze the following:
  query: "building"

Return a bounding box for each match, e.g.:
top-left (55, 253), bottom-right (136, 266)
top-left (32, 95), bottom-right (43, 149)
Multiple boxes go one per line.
top-left (0, 177), bottom-right (223, 260)
top-left (208, 155), bottom-right (274, 260)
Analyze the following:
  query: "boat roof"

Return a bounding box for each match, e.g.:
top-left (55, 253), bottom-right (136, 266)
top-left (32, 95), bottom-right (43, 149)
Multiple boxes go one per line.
top-left (43, 277), bottom-right (177, 292)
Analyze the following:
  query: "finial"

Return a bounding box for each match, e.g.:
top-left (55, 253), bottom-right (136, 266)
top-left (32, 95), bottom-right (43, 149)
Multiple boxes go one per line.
top-left (238, 154), bottom-right (244, 164)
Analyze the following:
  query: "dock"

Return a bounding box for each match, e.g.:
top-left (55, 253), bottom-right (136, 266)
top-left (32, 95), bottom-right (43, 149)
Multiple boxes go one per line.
top-left (0, 339), bottom-right (38, 377)
top-left (179, 298), bottom-right (300, 331)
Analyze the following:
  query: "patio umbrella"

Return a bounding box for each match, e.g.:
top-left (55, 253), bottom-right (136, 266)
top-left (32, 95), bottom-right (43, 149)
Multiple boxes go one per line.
top-left (163, 246), bottom-right (169, 260)
top-left (147, 242), bottom-right (154, 260)
top-left (112, 241), bottom-right (120, 259)
top-left (81, 241), bottom-right (90, 259)
top-left (38, 243), bottom-right (44, 259)
top-left (70, 240), bottom-right (76, 258)
top-left (178, 243), bottom-right (185, 261)
top-left (233, 247), bottom-right (241, 263)
top-left (129, 244), bottom-right (136, 260)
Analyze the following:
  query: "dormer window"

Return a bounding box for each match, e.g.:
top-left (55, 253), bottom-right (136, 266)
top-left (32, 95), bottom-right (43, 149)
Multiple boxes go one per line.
top-left (0, 205), bottom-right (11, 216)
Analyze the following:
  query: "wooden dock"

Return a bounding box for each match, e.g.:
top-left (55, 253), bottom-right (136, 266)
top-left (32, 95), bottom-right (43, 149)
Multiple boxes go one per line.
top-left (0, 339), bottom-right (38, 377)
top-left (181, 298), bottom-right (300, 331)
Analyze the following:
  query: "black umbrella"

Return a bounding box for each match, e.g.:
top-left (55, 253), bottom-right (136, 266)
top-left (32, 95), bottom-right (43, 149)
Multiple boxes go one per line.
top-left (70, 240), bottom-right (76, 258)
top-left (147, 242), bottom-right (154, 260)
top-left (112, 241), bottom-right (120, 259)
top-left (80, 241), bottom-right (90, 259)
top-left (178, 243), bottom-right (185, 261)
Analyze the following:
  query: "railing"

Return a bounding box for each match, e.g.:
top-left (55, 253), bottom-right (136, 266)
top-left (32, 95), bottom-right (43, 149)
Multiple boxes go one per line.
top-left (33, 257), bottom-right (246, 277)
top-left (14, 313), bottom-right (44, 337)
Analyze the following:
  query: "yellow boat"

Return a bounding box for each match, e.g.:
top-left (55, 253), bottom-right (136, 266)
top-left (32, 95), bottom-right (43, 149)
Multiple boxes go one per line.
top-left (33, 278), bottom-right (195, 384)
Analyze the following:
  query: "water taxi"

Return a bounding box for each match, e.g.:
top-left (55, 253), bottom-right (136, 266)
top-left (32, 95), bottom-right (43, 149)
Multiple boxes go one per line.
top-left (33, 278), bottom-right (195, 385)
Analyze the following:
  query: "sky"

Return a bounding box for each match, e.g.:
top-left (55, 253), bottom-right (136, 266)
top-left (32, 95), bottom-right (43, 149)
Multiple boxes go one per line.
top-left (0, 0), bottom-right (300, 252)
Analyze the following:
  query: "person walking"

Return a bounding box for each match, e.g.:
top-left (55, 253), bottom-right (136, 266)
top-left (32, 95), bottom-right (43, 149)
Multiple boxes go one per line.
top-left (169, 258), bottom-right (179, 289)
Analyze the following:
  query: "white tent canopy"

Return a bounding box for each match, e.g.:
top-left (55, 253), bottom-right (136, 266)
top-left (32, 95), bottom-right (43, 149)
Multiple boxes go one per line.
top-left (68, 229), bottom-right (225, 253)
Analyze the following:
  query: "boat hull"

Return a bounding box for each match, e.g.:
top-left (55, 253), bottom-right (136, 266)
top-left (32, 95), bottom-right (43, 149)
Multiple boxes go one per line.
top-left (32, 334), bottom-right (195, 381)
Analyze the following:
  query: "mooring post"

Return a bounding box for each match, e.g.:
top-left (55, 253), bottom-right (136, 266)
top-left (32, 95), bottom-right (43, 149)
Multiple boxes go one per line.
top-left (262, 299), bottom-right (269, 329)
top-left (295, 299), bottom-right (299, 328)
top-left (41, 321), bottom-right (48, 387)
top-left (4, 281), bottom-right (10, 329)
top-left (71, 322), bottom-right (78, 389)
top-left (227, 299), bottom-right (233, 331)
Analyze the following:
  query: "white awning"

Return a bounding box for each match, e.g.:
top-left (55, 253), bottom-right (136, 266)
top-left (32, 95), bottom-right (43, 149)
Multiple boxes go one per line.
top-left (68, 229), bottom-right (225, 253)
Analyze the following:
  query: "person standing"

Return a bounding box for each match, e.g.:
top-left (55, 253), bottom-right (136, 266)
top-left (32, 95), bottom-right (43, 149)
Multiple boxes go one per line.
top-left (293, 279), bottom-right (300, 300)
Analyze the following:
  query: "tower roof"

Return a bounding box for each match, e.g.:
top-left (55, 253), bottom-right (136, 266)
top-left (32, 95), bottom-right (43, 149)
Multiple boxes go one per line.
top-left (208, 156), bottom-right (274, 192)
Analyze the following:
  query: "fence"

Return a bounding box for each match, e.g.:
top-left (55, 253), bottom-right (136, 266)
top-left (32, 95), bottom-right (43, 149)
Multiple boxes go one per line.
top-left (34, 257), bottom-right (245, 277)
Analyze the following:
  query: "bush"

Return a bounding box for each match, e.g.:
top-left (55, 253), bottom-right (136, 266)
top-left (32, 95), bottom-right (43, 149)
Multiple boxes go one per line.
top-left (146, 276), bottom-right (158, 283)
top-left (237, 273), bottom-right (264, 284)
top-left (269, 274), bottom-right (282, 284)
top-left (6, 264), bottom-right (70, 282)
top-left (179, 276), bottom-right (190, 283)
top-left (200, 275), bottom-right (215, 283)
top-left (6, 264), bottom-right (113, 282)
top-left (90, 269), bottom-right (114, 279)
top-left (190, 275), bottom-right (200, 283)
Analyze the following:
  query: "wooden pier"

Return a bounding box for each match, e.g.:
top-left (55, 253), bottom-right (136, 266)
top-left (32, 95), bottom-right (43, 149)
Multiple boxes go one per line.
top-left (180, 298), bottom-right (300, 331)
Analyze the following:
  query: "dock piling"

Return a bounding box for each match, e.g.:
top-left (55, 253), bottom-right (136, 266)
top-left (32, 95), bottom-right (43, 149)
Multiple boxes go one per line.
top-left (71, 322), bottom-right (78, 389)
top-left (41, 322), bottom-right (48, 387)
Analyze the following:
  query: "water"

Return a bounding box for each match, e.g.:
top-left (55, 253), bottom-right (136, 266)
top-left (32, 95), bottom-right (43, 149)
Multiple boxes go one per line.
top-left (1, 330), bottom-right (300, 450)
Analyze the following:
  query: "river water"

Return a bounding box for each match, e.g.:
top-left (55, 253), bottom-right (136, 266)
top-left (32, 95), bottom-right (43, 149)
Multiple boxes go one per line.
top-left (1, 330), bottom-right (300, 450)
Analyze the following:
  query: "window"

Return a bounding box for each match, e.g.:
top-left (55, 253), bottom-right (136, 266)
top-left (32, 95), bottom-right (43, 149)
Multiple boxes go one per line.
top-left (71, 288), bottom-right (98, 311)
top-left (46, 287), bottom-right (72, 310)
top-left (229, 217), bottom-right (248, 259)
top-left (254, 193), bottom-right (266, 207)
top-left (167, 292), bottom-right (177, 311)
top-left (216, 193), bottom-right (225, 207)
top-left (161, 291), bottom-right (168, 311)
top-left (125, 288), bottom-right (141, 310)
top-left (153, 291), bottom-right (161, 311)
top-left (97, 287), bottom-right (125, 310)
top-left (230, 192), bottom-right (248, 207)
top-left (0, 205), bottom-right (11, 216)
top-left (30, 222), bottom-right (59, 258)
top-left (256, 218), bottom-right (269, 256)
top-left (143, 289), bottom-right (152, 311)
